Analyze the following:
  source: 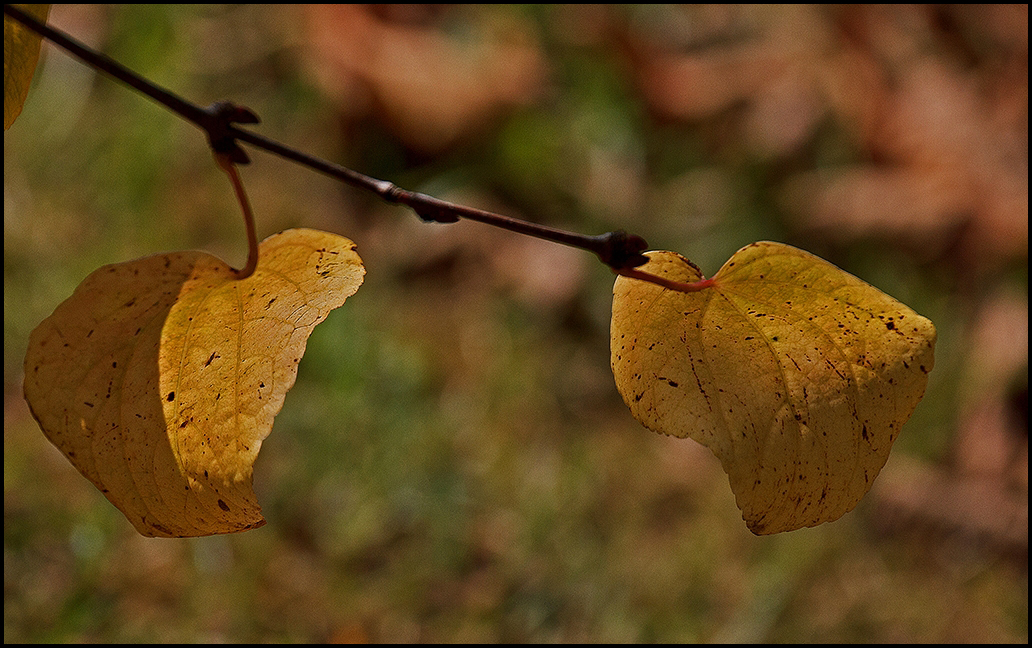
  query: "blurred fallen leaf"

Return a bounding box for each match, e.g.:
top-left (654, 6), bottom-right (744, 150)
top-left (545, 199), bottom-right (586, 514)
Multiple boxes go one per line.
top-left (302, 4), bottom-right (546, 153)
top-left (630, 5), bottom-right (1028, 264)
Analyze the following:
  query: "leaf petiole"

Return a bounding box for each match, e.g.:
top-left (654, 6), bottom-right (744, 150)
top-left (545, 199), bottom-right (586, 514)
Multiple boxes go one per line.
top-left (615, 267), bottom-right (716, 293)
top-left (214, 153), bottom-right (259, 279)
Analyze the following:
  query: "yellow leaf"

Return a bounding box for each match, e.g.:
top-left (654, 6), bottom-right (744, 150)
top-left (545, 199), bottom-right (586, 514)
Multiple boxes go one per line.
top-left (24, 229), bottom-right (365, 537)
top-left (611, 242), bottom-right (936, 534)
top-left (4, 4), bottom-right (50, 130)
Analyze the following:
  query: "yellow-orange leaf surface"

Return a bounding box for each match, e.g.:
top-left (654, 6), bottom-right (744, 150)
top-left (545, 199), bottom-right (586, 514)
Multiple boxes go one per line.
top-left (4, 4), bottom-right (50, 130)
top-left (24, 229), bottom-right (364, 537)
top-left (611, 242), bottom-right (936, 534)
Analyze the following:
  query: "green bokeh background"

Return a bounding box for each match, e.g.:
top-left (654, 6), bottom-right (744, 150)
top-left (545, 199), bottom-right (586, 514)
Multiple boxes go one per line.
top-left (5, 5), bottom-right (1026, 642)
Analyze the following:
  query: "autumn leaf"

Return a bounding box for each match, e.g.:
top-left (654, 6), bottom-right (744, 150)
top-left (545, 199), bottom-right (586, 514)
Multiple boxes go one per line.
top-left (611, 242), bottom-right (936, 534)
top-left (4, 4), bottom-right (50, 130)
top-left (24, 228), bottom-right (364, 537)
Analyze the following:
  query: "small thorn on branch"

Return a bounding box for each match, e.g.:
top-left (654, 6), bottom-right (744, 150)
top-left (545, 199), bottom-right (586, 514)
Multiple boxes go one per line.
top-left (414, 205), bottom-right (461, 223)
top-left (384, 188), bottom-right (461, 223)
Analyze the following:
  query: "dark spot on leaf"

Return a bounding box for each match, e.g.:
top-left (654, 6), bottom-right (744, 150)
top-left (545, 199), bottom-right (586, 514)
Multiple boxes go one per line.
top-left (886, 321), bottom-right (895, 330)
top-left (205, 352), bottom-right (217, 367)
top-left (667, 380), bottom-right (678, 388)
top-left (84, 401), bottom-right (94, 408)
top-left (166, 391), bottom-right (175, 402)
top-left (217, 499), bottom-right (231, 512)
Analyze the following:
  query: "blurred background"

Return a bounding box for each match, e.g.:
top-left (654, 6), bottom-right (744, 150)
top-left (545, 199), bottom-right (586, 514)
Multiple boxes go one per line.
top-left (4, 4), bottom-right (1026, 642)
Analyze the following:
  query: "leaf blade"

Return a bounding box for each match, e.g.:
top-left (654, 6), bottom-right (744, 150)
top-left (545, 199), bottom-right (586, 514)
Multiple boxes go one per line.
top-left (611, 242), bottom-right (936, 534)
top-left (25, 228), bottom-right (364, 537)
top-left (4, 4), bottom-right (50, 130)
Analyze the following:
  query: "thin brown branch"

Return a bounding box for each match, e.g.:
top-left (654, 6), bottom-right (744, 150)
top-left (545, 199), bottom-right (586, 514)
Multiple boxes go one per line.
top-left (3, 4), bottom-right (653, 272)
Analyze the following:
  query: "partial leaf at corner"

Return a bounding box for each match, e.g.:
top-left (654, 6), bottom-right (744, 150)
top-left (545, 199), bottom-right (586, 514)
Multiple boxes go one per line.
top-left (4, 4), bottom-right (51, 130)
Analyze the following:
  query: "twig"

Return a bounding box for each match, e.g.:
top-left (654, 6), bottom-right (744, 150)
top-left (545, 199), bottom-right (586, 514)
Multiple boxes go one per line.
top-left (4, 4), bottom-right (714, 292)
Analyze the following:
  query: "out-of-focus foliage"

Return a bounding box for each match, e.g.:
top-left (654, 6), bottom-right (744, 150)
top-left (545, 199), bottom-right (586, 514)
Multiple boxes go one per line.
top-left (4, 5), bottom-right (1026, 642)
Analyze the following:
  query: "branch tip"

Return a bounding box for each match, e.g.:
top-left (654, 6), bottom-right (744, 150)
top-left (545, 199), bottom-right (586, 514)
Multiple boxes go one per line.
top-left (596, 230), bottom-right (649, 269)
